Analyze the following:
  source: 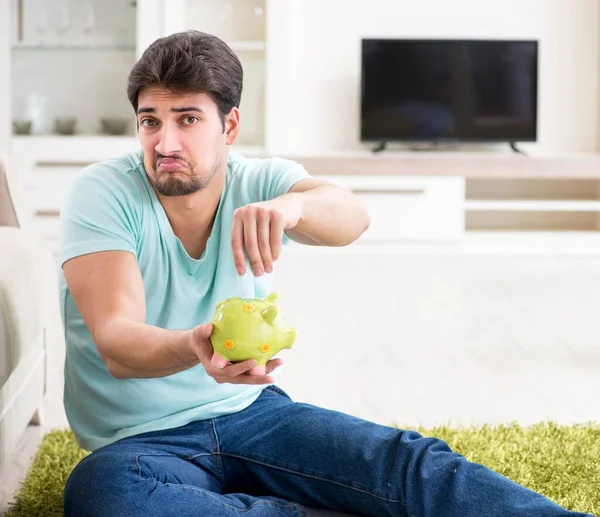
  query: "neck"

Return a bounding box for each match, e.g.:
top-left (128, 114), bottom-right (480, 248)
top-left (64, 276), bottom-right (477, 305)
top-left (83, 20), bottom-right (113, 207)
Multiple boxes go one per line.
top-left (158, 172), bottom-right (225, 231)
top-left (155, 167), bottom-right (227, 259)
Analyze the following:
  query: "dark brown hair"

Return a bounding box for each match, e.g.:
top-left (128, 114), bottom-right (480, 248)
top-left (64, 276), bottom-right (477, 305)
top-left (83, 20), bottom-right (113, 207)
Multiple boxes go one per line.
top-left (127, 30), bottom-right (243, 128)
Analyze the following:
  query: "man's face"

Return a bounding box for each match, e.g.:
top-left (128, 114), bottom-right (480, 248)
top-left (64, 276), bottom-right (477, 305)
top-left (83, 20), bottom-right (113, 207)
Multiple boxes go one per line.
top-left (136, 86), bottom-right (238, 196)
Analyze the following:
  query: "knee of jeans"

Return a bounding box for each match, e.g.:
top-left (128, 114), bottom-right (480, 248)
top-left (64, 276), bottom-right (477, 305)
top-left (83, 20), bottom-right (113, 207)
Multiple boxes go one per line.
top-left (63, 450), bottom-right (144, 517)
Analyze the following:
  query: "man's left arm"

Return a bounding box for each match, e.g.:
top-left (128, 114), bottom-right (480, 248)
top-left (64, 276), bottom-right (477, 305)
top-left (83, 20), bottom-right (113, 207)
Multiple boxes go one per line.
top-left (231, 177), bottom-right (370, 276)
top-left (284, 178), bottom-right (370, 247)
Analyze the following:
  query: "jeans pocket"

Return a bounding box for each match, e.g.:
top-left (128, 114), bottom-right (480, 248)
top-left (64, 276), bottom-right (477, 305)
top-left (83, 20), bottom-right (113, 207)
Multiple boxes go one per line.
top-left (263, 384), bottom-right (293, 400)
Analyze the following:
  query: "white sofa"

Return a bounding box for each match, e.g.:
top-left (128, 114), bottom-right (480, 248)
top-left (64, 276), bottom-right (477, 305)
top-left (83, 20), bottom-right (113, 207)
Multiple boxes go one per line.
top-left (0, 155), bottom-right (64, 466)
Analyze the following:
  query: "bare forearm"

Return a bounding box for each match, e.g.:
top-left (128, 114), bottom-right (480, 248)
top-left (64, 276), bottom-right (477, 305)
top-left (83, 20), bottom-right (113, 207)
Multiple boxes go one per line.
top-left (95, 320), bottom-right (198, 379)
top-left (288, 186), bottom-right (370, 246)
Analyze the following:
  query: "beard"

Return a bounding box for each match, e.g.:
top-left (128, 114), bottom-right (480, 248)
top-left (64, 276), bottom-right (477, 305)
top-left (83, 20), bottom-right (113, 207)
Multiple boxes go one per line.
top-left (148, 152), bottom-right (221, 197)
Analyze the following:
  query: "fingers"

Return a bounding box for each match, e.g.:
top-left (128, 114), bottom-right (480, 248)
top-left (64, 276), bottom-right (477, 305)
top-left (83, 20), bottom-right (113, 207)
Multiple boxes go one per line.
top-left (270, 212), bottom-right (285, 263)
top-left (229, 373), bottom-right (275, 385)
top-left (232, 205), bottom-right (285, 277)
top-left (265, 357), bottom-right (283, 375)
top-left (206, 359), bottom-right (276, 385)
top-left (231, 211), bottom-right (246, 275)
top-left (249, 357), bottom-right (283, 376)
top-left (257, 209), bottom-right (273, 274)
top-left (196, 322), bottom-right (284, 386)
top-left (243, 211), bottom-right (263, 276)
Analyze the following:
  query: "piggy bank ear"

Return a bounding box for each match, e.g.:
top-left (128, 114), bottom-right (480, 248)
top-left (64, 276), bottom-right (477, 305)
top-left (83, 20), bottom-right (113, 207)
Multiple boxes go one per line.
top-left (261, 305), bottom-right (278, 324)
top-left (266, 293), bottom-right (278, 303)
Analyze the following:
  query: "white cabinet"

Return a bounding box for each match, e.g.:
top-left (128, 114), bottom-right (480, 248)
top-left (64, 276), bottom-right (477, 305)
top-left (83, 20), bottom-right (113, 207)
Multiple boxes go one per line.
top-left (4, 0), bottom-right (282, 251)
top-left (319, 175), bottom-right (465, 242)
top-left (7, 0), bottom-right (274, 141)
top-left (9, 0), bottom-right (139, 138)
top-left (4, 0), bottom-right (298, 147)
top-left (10, 135), bottom-right (142, 249)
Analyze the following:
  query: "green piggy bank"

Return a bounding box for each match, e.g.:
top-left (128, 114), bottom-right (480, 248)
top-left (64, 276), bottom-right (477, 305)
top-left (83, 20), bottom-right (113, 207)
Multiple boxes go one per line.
top-left (210, 292), bottom-right (296, 374)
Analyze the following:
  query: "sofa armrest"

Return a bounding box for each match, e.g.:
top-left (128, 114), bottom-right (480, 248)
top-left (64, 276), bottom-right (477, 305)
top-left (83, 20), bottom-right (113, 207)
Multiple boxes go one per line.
top-left (0, 227), bottom-right (45, 384)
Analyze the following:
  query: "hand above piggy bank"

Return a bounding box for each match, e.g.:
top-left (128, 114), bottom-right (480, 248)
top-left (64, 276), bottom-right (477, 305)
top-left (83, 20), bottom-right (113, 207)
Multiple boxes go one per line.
top-left (209, 292), bottom-right (296, 376)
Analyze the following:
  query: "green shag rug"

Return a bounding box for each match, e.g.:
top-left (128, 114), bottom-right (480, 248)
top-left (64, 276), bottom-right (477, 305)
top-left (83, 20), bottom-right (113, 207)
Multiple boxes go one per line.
top-left (6, 422), bottom-right (600, 516)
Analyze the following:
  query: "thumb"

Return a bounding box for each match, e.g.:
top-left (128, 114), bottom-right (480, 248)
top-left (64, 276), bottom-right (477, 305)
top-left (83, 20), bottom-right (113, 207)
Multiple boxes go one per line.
top-left (193, 323), bottom-right (213, 340)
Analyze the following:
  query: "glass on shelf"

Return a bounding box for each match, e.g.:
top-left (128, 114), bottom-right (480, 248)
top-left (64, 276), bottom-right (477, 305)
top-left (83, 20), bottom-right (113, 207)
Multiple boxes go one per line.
top-left (11, 114), bottom-right (138, 138)
top-left (12, 93), bottom-right (48, 135)
top-left (12, 44), bottom-right (136, 51)
top-left (11, 0), bottom-right (138, 137)
top-left (11, 0), bottom-right (136, 49)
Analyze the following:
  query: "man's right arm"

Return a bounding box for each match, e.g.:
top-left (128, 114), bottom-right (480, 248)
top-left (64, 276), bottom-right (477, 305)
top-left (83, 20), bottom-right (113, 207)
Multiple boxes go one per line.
top-left (64, 250), bottom-right (201, 379)
top-left (64, 250), bottom-right (278, 382)
top-left (63, 251), bottom-right (281, 384)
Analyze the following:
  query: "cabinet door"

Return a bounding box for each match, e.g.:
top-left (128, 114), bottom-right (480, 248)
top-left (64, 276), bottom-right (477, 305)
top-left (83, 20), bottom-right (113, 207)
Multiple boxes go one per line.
top-left (317, 175), bottom-right (465, 243)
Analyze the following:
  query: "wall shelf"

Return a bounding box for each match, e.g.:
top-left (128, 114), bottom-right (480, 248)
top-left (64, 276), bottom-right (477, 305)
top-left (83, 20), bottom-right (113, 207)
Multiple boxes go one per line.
top-left (228, 41), bottom-right (265, 51)
top-left (285, 153), bottom-right (600, 179)
top-left (12, 45), bottom-right (135, 51)
top-left (465, 200), bottom-right (600, 212)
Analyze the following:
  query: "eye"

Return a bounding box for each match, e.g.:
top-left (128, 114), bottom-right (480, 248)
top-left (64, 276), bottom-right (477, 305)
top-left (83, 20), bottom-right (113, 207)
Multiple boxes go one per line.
top-left (181, 116), bottom-right (199, 125)
top-left (140, 118), bottom-right (157, 128)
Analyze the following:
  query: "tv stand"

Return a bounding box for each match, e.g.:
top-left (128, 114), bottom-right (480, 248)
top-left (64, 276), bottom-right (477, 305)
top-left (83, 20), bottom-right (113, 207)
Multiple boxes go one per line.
top-left (372, 141), bottom-right (387, 153)
top-left (509, 141), bottom-right (528, 156)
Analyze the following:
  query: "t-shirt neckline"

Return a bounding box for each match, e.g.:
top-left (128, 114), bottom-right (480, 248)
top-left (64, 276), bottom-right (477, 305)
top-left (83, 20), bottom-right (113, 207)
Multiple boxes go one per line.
top-left (136, 151), bottom-right (230, 277)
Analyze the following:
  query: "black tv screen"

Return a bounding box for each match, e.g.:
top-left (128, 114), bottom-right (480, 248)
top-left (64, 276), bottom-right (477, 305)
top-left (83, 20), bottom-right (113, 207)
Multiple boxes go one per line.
top-left (360, 39), bottom-right (538, 143)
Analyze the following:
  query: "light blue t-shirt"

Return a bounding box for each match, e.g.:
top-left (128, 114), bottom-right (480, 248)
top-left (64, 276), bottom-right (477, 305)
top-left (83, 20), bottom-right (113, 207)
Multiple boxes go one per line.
top-left (59, 149), bottom-right (310, 451)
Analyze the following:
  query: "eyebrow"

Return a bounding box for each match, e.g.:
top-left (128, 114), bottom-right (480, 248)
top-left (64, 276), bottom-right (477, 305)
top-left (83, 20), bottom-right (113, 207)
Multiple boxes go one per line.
top-left (136, 106), bottom-right (205, 115)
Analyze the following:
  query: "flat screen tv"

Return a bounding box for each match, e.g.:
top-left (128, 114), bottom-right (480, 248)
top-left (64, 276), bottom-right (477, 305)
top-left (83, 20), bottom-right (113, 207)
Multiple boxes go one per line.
top-left (360, 39), bottom-right (538, 144)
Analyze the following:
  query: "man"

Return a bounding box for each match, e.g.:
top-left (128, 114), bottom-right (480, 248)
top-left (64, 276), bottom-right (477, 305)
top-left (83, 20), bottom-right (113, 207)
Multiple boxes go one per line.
top-left (60, 31), bottom-right (590, 517)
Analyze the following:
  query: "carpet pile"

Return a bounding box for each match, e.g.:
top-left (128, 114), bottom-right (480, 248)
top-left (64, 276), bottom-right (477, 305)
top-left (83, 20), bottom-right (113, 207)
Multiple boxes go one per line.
top-left (6, 422), bottom-right (599, 516)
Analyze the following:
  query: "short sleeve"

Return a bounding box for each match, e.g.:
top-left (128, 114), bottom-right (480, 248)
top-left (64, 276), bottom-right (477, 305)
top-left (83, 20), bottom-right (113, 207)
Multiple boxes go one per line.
top-left (59, 164), bottom-right (141, 267)
top-left (250, 157), bottom-right (312, 246)
top-left (258, 157), bottom-right (312, 202)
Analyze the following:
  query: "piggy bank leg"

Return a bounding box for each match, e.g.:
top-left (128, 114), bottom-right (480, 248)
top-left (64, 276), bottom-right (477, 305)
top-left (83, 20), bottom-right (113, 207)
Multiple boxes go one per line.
top-left (210, 352), bottom-right (230, 369)
top-left (249, 364), bottom-right (266, 376)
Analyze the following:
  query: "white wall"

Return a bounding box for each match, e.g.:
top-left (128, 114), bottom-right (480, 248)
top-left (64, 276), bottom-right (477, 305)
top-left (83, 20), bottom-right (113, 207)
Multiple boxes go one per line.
top-left (266, 0), bottom-right (600, 155)
top-left (0, 0), bottom-right (11, 155)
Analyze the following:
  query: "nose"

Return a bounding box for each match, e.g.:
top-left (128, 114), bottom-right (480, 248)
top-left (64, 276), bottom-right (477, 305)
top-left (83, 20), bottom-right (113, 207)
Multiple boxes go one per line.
top-left (155, 122), bottom-right (182, 156)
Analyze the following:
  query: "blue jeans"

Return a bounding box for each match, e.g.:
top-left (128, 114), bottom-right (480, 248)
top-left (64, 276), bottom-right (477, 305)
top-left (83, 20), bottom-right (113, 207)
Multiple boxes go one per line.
top-left (64, 385), bottom-right (591, 517)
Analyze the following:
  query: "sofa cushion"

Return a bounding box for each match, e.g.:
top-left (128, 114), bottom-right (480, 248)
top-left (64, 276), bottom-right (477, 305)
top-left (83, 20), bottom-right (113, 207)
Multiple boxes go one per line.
top-left (0, 157), bottom-right (20, 228)
top-left (0, 309), bottom-right (7, 386)
top-left (0, 227), bottom-right (44, 379)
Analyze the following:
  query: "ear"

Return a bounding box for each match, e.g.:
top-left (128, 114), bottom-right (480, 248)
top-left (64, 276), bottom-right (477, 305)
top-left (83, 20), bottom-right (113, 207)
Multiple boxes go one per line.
top-left (261, 305), bottom-right (278, 324)
top-left (224, 107), bottom-right (240, 145)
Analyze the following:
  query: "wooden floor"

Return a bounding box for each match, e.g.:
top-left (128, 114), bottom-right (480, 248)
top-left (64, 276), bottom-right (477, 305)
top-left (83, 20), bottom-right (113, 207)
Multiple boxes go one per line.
top-left (1, 252), bottom-right (599, 513)
top-left (275, 251), bottom-right (600, 427)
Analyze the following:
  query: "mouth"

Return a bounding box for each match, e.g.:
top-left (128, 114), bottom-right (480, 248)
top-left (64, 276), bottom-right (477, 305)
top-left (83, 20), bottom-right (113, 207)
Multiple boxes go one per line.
top-left (157, 157), bottom-right (187, 173)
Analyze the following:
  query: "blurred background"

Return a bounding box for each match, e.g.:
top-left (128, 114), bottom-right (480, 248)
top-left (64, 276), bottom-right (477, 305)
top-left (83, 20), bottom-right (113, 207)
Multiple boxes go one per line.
top-left (1, 0), bottom-right (599, 438)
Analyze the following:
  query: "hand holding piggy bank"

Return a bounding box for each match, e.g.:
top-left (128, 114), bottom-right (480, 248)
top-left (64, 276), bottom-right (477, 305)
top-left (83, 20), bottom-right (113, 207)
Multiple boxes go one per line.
top-left (210, 292), bottom-right (296, 376)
